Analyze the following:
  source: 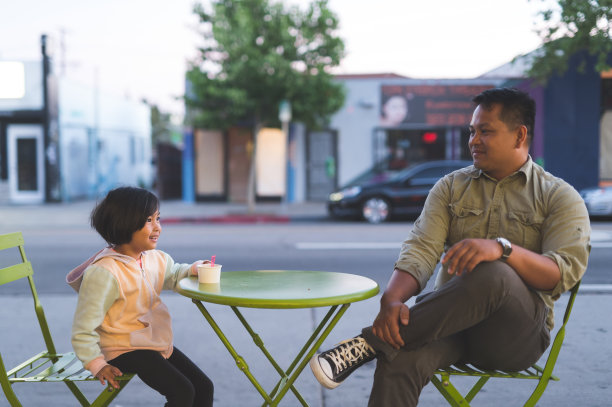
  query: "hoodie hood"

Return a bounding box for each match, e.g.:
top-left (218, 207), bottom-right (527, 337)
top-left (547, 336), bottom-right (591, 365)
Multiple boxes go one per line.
top-left (66, 247), bottom-right (145, 292)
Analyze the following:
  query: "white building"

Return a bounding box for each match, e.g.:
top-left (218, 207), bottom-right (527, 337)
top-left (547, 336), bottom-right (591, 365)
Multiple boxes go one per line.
top-left (59, 77), bottom-right (153, 200)
top-left (329, 74), bottom-right (505, 188)
top-left (0, 50), bottom-right (152, 204)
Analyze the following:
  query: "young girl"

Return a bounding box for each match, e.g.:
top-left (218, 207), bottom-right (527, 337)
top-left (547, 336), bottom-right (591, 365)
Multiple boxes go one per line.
top-left (70, 186), bottom-right (214, 406)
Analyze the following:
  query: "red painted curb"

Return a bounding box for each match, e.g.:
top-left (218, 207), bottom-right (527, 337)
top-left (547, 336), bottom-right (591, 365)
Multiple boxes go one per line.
top-left (162, 215), bottom-right (291, 224)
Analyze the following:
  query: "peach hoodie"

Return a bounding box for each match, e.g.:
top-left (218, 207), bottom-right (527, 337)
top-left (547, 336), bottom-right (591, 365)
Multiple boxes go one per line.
top-left (70, 248), bottom-right (195, 376)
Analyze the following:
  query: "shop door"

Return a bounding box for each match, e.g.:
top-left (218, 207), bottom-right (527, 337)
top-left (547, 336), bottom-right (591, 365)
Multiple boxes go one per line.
top-left (227, 127), bottom-right (251, 202)
top-left (306, 130), bottom-right (337, 201)
top-left (195, 129), bottom-right (225, 199)
top-left (7, 124), bottom-right (45, 204)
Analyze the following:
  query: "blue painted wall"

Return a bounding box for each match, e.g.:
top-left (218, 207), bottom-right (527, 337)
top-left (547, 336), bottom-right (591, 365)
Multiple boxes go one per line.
top-left (543, 52), bottom-right (601, 190)
top-left (512, 80), bottom-right (545, 165)
top-left (182, 129), bottom-right (195, 203)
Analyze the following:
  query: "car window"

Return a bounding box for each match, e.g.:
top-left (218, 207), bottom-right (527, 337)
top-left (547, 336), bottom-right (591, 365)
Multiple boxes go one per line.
top-left (413, 167), bottom-right (452, 178)
top-left (405, 165), bottom-right (463, 186)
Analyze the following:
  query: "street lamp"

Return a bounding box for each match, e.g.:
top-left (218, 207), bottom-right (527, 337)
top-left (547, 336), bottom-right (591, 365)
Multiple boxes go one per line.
top-left (279, 99), bottom-right (292, 123)
top-left (278, 100), bottom-right (292, 204)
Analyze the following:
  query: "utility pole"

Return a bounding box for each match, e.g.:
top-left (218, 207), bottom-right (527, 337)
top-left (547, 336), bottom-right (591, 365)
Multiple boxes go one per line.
top-left (41, 34), bottom-right (61, 202)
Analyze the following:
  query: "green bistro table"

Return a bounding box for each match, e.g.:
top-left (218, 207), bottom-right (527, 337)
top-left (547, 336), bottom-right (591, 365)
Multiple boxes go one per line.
top-left (177, 270), bottom-right (379, 406)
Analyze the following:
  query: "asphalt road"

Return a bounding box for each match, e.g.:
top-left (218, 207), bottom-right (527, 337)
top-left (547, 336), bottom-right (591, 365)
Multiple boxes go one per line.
top-left (2, 217), bottom-right (611, 406)
top-left (2, 220), bottom-right (611, 295)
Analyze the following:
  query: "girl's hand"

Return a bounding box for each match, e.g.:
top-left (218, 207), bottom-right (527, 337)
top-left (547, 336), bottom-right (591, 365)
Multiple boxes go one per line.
top-left (190, 260), bottom-right (211, 275)
top-left (96, 364), bottom-right (123, 389)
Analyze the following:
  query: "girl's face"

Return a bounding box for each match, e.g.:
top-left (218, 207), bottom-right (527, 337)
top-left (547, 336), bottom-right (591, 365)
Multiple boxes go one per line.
top-left (134, 210), bottom-right (162, 251)
top-left (117, 210), bottom-right (162, 258)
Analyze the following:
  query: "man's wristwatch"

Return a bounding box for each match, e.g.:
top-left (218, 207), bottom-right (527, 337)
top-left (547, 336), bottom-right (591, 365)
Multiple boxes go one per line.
top-left (495, 237), bottom-right (512, 261)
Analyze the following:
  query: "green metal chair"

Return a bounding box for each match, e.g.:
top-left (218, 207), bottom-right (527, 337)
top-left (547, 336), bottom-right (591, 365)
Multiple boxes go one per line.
top-left (431, 281), bottom-right (581, 407)
top-left (0, 232), bottom-right (133, 407)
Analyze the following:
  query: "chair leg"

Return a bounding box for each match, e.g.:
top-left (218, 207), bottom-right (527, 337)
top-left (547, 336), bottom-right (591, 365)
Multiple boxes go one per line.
top-left (465, 376), bottom-right (489, 402)
top-left (523, 378), bottom-right (551, 407)
top-left (431, 374), bottom-right (471, 407)
top-left (63, 381), bottom-right (91, 407)
top-left (90, 379), bottom-right (132, 407)
top-left (1, 383), bottom-right (23, 407)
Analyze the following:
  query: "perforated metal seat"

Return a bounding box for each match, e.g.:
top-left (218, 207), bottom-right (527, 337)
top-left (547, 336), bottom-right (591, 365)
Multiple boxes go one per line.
top-left (0, 232), bottom-right (133, 407)
top-left (432, 281), bottom-right (581, 407)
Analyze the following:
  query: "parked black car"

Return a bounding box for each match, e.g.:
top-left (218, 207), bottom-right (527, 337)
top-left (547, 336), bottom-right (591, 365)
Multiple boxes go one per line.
top-left (579, 186), bottom-right (612, 217)
top-left (328, 160), bottom-right (473, 223)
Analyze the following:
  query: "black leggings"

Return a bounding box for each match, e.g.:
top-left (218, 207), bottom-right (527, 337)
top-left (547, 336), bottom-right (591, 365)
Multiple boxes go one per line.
top-left (108, 346), bottom-right (213, 407)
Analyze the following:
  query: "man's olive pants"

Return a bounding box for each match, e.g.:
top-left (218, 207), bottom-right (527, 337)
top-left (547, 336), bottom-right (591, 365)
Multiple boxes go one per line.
top-left (362, 260), bottom-right (550, 407)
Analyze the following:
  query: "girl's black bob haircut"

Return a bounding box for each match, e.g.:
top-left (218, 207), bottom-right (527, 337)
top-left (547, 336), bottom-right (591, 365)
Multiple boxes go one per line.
top-left (91, 186), bottom-right (160, 246)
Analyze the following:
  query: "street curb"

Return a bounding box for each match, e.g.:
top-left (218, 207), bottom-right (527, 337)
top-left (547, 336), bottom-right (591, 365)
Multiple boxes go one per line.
top-left (163, 215), bottom-right (292, 224)
top-left (161, 211), bottom-right (332, 224)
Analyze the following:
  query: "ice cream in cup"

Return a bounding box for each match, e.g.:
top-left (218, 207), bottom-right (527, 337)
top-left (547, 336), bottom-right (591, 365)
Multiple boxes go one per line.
top-left (197, 263), bottom-right (222, 284)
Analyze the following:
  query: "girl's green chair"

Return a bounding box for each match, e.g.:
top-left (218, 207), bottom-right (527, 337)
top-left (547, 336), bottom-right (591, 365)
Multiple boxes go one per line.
top-left (431, 281), bottom-right (581, 407)
top-left (0, 232), bottom-right (133, 407)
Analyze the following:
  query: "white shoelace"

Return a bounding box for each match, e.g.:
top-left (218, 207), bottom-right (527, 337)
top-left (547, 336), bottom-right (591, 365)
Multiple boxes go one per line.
top-left (325, 337), bottom-right (375, 373)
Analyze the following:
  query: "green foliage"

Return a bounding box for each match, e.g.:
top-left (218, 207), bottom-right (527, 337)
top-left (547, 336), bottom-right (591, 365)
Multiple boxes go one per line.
top-left (149, 104), bottom-right (172, 145)
top-left (528, 0), bottom-right (612, 82)
top-left (185, 0), bottom-right (346, 130)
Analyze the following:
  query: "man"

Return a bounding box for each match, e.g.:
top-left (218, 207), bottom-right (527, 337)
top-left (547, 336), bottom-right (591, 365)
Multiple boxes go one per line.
top-left (309, 87), bottom-right (591, 406)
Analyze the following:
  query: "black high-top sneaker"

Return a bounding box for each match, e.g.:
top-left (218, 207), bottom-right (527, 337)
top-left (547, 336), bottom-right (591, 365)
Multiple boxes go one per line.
top-left (309, 335), bottom-right (376, 389)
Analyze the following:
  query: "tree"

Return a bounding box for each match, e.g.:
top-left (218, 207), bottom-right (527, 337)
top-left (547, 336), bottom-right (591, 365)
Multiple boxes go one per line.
top-left (149, 104), bottom-right (173, 146)
top-left (528, 0), bottom-right (612, 81)
top-left (185, 0), bottom-right (346, 211)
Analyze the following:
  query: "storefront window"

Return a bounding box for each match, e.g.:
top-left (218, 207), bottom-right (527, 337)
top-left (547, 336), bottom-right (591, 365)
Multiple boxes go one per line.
top-left (375, 128), bottom-right (446, 172)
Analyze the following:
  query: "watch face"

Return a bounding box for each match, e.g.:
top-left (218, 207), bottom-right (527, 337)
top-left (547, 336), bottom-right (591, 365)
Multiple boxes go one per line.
top-left (497, 237), bottom-right (512, 258)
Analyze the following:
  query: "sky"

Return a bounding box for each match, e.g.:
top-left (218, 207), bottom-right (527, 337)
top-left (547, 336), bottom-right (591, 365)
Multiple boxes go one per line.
top-left (0, 0), bottom-right (552, 118)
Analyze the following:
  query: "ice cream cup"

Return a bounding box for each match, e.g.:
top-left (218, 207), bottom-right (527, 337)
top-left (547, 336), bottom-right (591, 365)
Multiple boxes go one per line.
top-left (197, 263), bottom-right (222, 284)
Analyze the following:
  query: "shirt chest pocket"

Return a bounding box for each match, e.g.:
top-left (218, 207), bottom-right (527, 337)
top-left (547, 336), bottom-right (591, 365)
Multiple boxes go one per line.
top-left (505, 212), bottom-right (544, 251)
top-left (449, 204), bottom-right (484, 243)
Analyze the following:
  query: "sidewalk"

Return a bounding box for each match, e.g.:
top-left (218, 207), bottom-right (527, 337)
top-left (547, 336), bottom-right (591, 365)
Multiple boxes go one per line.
top-left (2, 290), bottom-right (610, 406)
top-left (1, 200), bottom-right (611, 406)
top-left (0, 199), bottom-right (330, 231)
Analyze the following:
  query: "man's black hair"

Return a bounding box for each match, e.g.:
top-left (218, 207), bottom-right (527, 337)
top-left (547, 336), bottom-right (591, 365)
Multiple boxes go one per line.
top-left (90, 186), bottom-right (160, 246)
top-left (472, 87), bottom-right (536, 145)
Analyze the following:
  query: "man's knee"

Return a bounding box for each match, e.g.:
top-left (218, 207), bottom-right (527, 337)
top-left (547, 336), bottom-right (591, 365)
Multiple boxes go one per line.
top-left (473, 259), bottom-right (513, 274)
top-left (464, 260), bottom-right (520, 292)
top-left (437, 260), bottom-right (525, 309)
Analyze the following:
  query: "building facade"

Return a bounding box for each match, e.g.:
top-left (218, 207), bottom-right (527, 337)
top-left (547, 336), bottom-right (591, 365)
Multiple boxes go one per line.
top-left (0, 36), bottom-right (152, 204)
top-left (184, 53), bottom-right (610, 204)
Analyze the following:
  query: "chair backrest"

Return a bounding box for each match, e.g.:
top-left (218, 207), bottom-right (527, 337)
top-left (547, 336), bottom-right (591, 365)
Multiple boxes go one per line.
top-left (561, 280), bottom-right (580, 326)
top-left (0, 232), bottom-right (57, 355)
top-left (540, 280), bottom-right (581, 380)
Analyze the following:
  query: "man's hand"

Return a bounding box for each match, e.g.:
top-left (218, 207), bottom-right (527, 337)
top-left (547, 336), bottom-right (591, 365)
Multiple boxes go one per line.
top-left (372, 300), bottom-right (411, 350)
top-left (442, 238), bottom-right (503, 276)
top-left (95, 364), bottom-right (123, 390)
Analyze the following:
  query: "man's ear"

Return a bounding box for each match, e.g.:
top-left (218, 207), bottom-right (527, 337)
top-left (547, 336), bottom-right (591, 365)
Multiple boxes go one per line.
top-left (516, 125), bottom-right (528, 148)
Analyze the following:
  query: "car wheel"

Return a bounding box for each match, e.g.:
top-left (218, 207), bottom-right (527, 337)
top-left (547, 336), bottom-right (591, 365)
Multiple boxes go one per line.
top-left (362, 197), bottom-right (390, 223)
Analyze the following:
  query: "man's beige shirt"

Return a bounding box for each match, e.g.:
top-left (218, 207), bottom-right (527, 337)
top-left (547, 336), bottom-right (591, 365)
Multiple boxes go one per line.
top-left (394, 157), bottom-right (591, 330)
